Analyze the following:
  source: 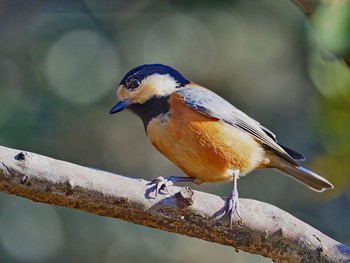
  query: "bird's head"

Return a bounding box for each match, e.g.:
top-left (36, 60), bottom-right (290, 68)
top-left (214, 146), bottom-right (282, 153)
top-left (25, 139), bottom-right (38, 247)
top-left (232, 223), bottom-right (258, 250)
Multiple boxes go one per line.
top-left (110, 64), bottom-right (189, 114)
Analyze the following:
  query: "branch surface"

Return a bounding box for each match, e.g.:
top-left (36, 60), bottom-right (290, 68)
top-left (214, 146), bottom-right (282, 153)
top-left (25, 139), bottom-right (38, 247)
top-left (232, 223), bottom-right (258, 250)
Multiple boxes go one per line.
top-left (0, 145), bottom-right (349, 262)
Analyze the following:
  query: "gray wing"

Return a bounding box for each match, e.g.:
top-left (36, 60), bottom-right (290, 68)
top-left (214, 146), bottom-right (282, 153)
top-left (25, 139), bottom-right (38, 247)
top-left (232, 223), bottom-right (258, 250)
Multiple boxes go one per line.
top-left (176, 86), bottom-right (298, 165)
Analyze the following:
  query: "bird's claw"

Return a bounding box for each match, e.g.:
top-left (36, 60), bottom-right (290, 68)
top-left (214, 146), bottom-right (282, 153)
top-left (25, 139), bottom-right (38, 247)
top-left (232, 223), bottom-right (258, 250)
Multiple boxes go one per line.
top-left (215, 191), bottom-right (242, 227)
top-left (226, 191), bottom-right (242, 227)
top-left (148, 176), bottom-right (177, 197)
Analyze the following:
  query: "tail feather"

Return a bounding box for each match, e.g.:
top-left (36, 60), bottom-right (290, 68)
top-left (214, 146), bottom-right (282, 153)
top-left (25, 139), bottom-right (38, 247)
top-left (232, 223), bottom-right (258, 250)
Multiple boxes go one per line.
top-left (278, 144), bottom-right (305, 161)
top-left (275, 163), bottom-right (333, 192)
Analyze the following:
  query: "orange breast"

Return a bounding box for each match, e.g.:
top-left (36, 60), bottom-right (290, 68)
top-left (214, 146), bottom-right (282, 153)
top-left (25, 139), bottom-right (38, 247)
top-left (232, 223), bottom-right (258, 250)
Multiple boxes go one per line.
top-left (146, 93), bottom-right (265, 182)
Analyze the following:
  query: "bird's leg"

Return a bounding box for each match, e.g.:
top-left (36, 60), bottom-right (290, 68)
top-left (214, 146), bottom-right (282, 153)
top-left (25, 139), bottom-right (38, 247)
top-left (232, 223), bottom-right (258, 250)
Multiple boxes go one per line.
top-left (148, 176), bottom-right (199, 197)
top-left (226, 169), bottom-right (242, 227)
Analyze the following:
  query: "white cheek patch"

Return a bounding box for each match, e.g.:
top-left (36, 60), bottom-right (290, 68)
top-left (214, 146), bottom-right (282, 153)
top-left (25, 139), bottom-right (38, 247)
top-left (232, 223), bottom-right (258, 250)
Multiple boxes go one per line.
top-left (145, 74), bottom-right (178, 96)
top-left (131, 74), bottom-right (179, 104)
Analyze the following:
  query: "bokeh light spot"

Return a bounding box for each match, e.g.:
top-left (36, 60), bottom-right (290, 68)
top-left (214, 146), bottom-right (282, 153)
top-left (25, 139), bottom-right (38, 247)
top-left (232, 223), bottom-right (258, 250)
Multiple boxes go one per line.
top-left (0, 198), bottom-right (64, 262)
top-left (45, 30), bottom-right (120, 104)
top-left (0, 59), bottom-right (22, 126)
top-left (312, 2), bottom-right (350, 55)
top-left (143, 14), bottom-right (215, 80)
top-left (206, 11), bottom-right (306, 114)
top-left (308, 51), bottom-right (350, 99)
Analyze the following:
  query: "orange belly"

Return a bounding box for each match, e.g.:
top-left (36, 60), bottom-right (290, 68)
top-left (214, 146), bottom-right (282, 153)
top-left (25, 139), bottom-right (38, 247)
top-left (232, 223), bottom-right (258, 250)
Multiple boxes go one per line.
top-left (146, 93), bottom-right (265, 182)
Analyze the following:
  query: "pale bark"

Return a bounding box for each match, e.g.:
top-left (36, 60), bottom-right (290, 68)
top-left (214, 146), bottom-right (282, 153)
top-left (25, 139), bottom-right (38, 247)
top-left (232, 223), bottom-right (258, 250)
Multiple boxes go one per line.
top-left (0, 145), bottom-right (349, 262)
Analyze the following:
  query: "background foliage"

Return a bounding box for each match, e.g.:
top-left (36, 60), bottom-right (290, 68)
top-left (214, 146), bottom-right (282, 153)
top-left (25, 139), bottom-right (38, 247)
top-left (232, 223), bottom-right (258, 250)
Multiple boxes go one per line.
top-left (0, 0), bottom-right (349, 262)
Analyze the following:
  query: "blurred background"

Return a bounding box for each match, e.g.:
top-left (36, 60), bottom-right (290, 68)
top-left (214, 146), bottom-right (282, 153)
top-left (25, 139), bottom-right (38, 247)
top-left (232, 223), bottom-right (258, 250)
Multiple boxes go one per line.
top-left (0, 0), bottom-right (350, 262)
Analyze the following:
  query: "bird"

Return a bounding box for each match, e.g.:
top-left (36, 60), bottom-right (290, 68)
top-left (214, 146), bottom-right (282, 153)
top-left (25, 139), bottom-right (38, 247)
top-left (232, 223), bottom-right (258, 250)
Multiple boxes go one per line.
top-left (110, 64), bottom-right (334, 225)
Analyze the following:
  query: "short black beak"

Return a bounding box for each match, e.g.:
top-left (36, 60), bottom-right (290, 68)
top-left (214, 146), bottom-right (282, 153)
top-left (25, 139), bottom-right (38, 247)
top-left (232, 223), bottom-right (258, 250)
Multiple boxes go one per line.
top-left (110, 100), bottom-right (129, 114)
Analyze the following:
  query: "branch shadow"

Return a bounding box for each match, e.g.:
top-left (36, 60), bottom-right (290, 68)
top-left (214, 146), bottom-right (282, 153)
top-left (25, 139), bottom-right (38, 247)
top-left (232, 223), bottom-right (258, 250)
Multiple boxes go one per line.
top-left (335, 243), bottom-right (350, 257)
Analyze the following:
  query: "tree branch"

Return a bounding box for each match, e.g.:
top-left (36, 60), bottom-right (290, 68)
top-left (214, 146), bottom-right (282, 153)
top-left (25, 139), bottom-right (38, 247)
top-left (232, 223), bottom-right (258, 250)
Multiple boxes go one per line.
top-left (291, 0), bottom-right (319, 16)
top-left (0, 145), bottom-right (349, 262)
top-left (291, 0), bottom-right (350, 67)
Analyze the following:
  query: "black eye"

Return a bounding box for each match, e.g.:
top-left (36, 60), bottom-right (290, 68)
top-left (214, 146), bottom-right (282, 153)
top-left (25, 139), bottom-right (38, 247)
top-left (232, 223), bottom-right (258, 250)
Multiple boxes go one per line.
top-left (127, 78), bottom-right (141, 90)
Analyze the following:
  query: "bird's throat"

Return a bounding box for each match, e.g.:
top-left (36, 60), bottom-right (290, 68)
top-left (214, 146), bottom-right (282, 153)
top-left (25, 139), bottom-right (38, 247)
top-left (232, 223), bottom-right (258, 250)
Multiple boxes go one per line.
top-left (128, 96), bottom-right (170, 129)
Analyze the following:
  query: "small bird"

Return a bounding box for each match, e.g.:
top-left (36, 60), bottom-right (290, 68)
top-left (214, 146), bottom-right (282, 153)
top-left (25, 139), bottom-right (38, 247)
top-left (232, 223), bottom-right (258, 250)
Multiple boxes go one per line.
top-left (110, 64), bottom-right (333, 225)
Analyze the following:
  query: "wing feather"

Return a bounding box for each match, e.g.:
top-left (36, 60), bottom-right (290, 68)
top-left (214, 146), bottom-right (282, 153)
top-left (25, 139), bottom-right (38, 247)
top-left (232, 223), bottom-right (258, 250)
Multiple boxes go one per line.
top-left (176, 86), bottom-right (298, 165)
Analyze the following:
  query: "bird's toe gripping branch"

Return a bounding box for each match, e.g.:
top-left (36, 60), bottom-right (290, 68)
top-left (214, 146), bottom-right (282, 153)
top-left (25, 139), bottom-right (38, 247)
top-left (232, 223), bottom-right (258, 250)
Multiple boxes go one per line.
top-left (148, 176), bottom-right (176, 196)
top-left (148, 173), bottom-right (242, 228)
top-left (214, 189), bottom-right (242, 227)
top-left (147, 176), bottom-right (196, 197)
top-left (226, 189), bottom-right (242, 227)
top-left (214, 169), bottom-right (242, 227)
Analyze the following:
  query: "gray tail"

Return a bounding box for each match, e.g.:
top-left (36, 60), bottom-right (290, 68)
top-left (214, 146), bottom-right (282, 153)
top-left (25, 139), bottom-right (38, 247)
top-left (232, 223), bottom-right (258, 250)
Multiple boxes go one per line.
top-left (275, 163), bottom-right (333, 192)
